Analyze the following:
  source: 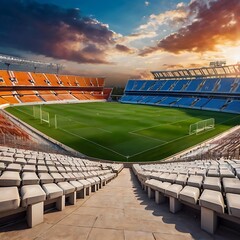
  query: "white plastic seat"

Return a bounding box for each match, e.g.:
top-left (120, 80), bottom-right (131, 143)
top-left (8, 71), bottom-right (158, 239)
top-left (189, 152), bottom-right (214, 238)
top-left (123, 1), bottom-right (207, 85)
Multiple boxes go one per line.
top-left (226, 193), bottom-right (240, 218)
top-left (22, 172), bottom-right (40, 185)
top-left (199, 189), bottom-right (224, 213)
top-left (203, 177), bottom-right (221, 191)
top-left (38, 173), bottom-right (54, 184)
top-left (179, 186), bottom-right (200, 204)
top-left (0, 171), bottom-right (21, 186)
top-left (42, 183), bottom-right (63, 200)
top-left (21, 185), bottom-right (46, 208)
top-left (57, 182), bottom-right (75, 195)
top-left (0, 187), bottom-right (20, 212)
top-left (223, 178), bottom-right (240, 194)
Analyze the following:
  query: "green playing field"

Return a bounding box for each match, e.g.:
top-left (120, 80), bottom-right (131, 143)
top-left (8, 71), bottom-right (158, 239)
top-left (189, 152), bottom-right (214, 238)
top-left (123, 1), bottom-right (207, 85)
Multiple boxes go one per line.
top-left (6, 102), bottom-right (240, 162)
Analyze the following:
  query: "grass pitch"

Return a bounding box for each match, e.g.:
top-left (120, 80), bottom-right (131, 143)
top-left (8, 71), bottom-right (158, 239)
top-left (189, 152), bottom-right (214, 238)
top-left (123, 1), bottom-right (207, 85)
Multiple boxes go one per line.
top-left (6, 102), bottom-right (240, 162)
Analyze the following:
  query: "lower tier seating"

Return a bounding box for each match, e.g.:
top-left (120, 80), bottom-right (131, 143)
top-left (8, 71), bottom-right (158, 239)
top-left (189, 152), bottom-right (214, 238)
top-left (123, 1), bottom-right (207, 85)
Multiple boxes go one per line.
top-left (0, 146), bottom-right (123, 227)
top-left (120, 95), bottom-right (240, 114)
top-left (133, 159), bottom-right (240, 234)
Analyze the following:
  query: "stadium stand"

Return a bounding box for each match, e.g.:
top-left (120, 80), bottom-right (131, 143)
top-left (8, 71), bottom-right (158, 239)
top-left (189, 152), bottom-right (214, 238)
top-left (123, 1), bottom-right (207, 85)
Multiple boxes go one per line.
top-left (0, 113), bottom-right (29, 141)
top-left (207, 127), bottom-right (240, 159)
top-left (133, 158), bottom-right (240, 234)
top-left (0, 70), bottom-right (111, 105)
top-left (120, 64), bottom-right (240, 114)
top-left (0, 145), bottom-right (123, 227)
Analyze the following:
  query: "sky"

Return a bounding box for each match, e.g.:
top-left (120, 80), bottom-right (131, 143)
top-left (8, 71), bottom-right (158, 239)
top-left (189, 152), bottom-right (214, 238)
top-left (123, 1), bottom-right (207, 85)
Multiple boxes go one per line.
top-left (0, 0), bottom-right (239, 86)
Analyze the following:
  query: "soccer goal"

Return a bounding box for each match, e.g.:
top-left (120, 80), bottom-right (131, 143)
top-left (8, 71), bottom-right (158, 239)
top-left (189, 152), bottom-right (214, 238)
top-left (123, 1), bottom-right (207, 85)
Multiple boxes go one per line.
top-left (189, 118), bottom-right (215, 135)
top-left (33, 105), bottom-right (50, 126)
top-left (40, 110), bottom-right (50, 127)
top-left (54, 114), bottom-right (79, 129)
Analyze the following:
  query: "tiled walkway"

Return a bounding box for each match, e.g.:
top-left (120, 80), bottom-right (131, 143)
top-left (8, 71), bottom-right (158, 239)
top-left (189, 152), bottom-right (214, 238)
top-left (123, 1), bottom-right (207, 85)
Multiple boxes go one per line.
top-left (0, 169), bottom-right (239, 240)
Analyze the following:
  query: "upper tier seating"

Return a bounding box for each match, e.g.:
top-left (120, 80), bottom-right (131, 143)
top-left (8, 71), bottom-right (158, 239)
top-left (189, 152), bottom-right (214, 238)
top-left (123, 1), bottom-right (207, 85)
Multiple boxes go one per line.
top-left (0, 145), bottom-right (123, 227)
top-left (0, 70), bottom-right (111, 105)
top-left (12, 71), bottom-right (33, 86)
top-left (121, 78), bottom-right (240, 114)
top-left (133, 158), bottom-right (240, 234)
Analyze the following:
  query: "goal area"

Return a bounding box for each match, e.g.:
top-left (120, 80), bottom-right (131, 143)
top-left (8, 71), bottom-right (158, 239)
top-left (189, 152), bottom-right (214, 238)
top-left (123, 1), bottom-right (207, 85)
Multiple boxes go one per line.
top-left (189, 118), bottom-right (215, 135)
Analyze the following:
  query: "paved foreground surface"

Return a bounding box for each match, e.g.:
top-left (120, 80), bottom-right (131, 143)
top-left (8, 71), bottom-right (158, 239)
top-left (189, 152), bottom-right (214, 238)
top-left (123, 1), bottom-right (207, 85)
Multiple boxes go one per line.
top-left (0, 168), bottom-right (240, 240)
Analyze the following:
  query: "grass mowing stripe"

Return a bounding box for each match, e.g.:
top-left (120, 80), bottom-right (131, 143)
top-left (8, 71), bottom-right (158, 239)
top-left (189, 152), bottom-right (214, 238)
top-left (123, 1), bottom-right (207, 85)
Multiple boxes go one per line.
top-left (128, 129), bottom-right (199, 158)
top-left (129, 132), bottom-right (167, 143)
top-left (6, 102), bottom-right (240, 162)
top-left (129, 114), bottom-right (240, 160)
top-left (13, 107), bottom-right (34, 118)
top-left (59, 127), bottom-right (127, 158)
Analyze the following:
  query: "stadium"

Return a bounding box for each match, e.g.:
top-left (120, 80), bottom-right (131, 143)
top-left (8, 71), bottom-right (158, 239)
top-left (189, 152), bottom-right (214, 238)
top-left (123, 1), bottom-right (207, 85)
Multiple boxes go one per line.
top-left (0, 0), bottom-right (240, 239)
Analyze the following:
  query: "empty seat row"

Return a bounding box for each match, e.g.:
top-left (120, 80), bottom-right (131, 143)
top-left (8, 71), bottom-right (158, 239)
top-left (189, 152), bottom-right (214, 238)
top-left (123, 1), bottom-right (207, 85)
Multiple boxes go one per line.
top-left (0, 146), bottom-right (123, 228)
top-left (133, 161), bottom-right (240, 234)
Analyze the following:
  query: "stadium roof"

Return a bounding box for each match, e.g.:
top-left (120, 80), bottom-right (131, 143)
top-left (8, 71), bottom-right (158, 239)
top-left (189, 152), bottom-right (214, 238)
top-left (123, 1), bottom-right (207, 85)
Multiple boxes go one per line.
top-left (0, 54), bottom-right (63, 73)
top-left (151, 63), bottom-right (240, 80)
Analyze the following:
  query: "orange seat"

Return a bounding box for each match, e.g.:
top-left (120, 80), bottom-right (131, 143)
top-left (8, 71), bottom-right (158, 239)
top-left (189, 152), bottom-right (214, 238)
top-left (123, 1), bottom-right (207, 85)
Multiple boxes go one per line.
top-left (0, 70), bottom-right (108, 104)
top-left (31, 73), bottom-right (49, 86)
top-left (45, 74), bottom-right (59, 86)
top-left (13, 71), bottom-right (32, 86)
top-left (18, 95), bottom-right (42, 103)
top-left (38, 91), bottom-right (60, 101)
top-left (0, 70), bottom-right (13, 86)
top-left (58, 75), bottom-right (71, 86)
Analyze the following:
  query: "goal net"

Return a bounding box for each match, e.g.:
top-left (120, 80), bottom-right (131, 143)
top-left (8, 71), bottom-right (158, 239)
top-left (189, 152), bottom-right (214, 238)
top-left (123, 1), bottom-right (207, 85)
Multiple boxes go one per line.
top-left (33, 106), bottom-right (41, 119)
top-left (189, 118), bottom-right (215, 135)
top-left (33, 106), bottom-right (50, 126)
top-left (41, 110), bottom-right (50, 126)
top-left (54, 114), bottom-right (79, 130)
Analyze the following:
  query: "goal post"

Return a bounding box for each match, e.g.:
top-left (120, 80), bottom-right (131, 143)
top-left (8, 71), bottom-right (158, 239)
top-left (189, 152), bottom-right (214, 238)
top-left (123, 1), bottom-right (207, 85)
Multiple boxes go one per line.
top-left (40, 110), bottom-right (50, 127)
top-left (189, 118), bottom-right (215, 135)
top-left (33, 105), bottom-right (50, 126)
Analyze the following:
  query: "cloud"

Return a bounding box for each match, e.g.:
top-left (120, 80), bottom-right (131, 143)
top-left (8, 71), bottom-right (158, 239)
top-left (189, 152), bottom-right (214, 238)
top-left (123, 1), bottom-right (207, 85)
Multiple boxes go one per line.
top-left (145, 1), bottom-right (150, 7)
top-left (121, 32), bottom-right (158, 45)
top-left (140, 0), bottom-right (240, 56)
top-left (138, 2), bottom-right (188, 31)
top-left (115, 44), bottom-right (134, 54)
top-left (0, 0), bottom-right (118, 64)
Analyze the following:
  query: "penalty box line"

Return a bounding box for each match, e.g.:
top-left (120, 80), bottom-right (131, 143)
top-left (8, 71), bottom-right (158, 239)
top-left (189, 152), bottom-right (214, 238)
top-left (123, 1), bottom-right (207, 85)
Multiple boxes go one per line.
top-left (130, 117), bottom-right (197, 134)
top-left (129, 131), bottom-right (167, 143)
top-left (128, 133), bottom-right (193, 158)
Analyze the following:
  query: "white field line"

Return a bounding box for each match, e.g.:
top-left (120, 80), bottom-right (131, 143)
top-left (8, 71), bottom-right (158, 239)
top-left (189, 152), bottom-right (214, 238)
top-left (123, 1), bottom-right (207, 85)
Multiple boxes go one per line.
top-left (59, 128), bottom-right (127, 158)
top-left (14, 107), bottom-right (34, 117)
top-left (14, 106), bottom-right (240, 160)
top-left (97, 128), bottom-right (112, 133)
top-left (217, 115), bottom-right (240, 125)
top-left (130, 117), bottom-right (196, 133)
top-left (128, 114), bottom-right (240, 158)
top-left (128, 133), bottom-right (191, 158)
top-left (129, 131), bottom-right (167, 143)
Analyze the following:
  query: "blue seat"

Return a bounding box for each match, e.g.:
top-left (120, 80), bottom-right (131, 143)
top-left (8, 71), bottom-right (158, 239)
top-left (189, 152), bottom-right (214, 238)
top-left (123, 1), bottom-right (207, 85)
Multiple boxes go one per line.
top-left (217, 78), bottom-right (235, 93)
top-left (193, 98), bottom-right (210, 108)
top-left (177, 97), bottom-right (196, 108)
top-left (200, 79), bottom-right (218, 92)
top-left (161, 80), bottom-right (176, 91)
top-left (203, 99), bottom-right (226, 111)
top-left (185, 79), bottom-right (203, 91)
top-left (224, 100), bottom-right (240, 113)
top-left (172, 80), bottom-right (189, 91)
